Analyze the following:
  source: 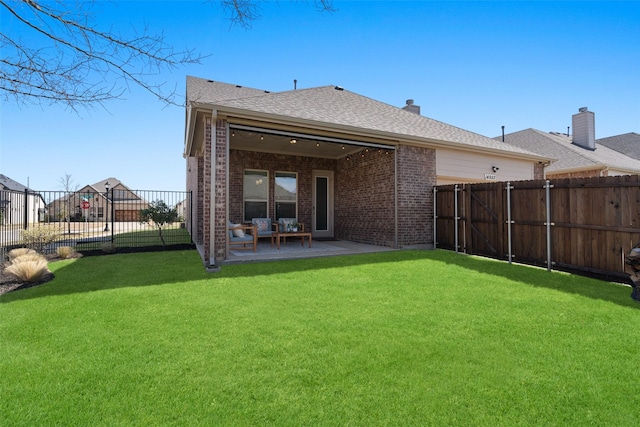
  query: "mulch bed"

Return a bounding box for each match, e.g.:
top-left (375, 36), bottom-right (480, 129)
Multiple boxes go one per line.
top-left (0, 252), bottom-right (82, 296)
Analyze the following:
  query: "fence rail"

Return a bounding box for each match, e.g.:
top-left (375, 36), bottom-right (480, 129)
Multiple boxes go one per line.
top-left (1, 189), bottom-right (193, 258)
top-left (435, 175), bottom-right (640, 282)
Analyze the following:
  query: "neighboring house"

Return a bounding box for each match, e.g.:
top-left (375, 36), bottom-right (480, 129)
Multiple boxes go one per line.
top-left (497, 108), bottom-right (640, 179)
top-left (597, 132), bottom-right (640, 161)
top-left (184, 76), bottom-right (550, 268)
top-left (0, 174), bottom-right (45, 225)
top-left (46, 178), bottom-right (148, 222)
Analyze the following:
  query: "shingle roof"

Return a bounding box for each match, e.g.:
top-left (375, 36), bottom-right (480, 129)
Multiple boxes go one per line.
top-left (186, 76), bottom-right (547, 159)
top-left (0, 174), bottom-right (32, 192)
top-left (596, 132), bottom-right (640, 160)
top-left (496, 128), bottom-right (640, 173)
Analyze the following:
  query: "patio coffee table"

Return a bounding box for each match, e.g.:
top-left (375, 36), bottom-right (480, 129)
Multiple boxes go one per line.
top-left (275, 231), bottom-right (312, 250)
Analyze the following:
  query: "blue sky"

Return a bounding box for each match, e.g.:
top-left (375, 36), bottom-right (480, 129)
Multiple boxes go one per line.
top-left (1, 1), bottom-right (639, 191)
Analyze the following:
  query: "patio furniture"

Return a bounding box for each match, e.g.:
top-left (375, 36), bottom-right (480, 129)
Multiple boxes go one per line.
top-left (275, 230), bottom-right (312, 250)
top-left (228, 221), bottom-right (257, 252)
top-left (277, 218), bottom-right (305, 233)
top-left (251, 217), bottom-right (278, 246)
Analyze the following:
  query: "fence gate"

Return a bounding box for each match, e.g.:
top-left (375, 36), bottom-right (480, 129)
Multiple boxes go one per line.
top-left (465, 183), bottom-right (504, 258)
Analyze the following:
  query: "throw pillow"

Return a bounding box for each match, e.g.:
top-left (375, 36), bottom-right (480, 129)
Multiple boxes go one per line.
top-left (254, 218), bottom-right (270, 232)
top-left (231, 224), bottom-right (245, 238)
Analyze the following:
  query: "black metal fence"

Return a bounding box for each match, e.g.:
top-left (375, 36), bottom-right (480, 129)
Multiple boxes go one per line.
top-left (1, 189), bottom-right (193, 258)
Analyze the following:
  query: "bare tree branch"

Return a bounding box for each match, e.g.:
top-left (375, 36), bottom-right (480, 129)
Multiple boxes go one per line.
top-left (0, 0), bottom-right (335, 110)
top-left (1, 0), bottom-right (203, 110)
top-left (219, 0), bottom-right (335, 28)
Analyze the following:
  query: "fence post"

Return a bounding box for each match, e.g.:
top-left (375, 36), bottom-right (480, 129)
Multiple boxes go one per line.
top-left (454, 184), bottom-right (460, 253)
top-left (433, 186), bottom-right (437, 249)
top-left (110, 187), bottom-right (115, 243)
top-left (189, 190), bottom-right (194, 243)
top-left (506, 181), bottom-right (514, 264)
top-left (544, 180), bottom-right (554, 272)
top-left (23, 188), bottom-right (29, 230)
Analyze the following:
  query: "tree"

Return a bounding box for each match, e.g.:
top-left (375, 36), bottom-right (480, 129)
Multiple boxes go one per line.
top-left (139, 200), bottom-right (179, 247)
top-left (1, 0), bottom-right (334, 110)
top-left (58, 173), bottom-right (78, 234)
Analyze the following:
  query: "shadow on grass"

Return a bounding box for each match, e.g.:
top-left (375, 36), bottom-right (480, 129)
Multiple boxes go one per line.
top-left (430, 250), bottom-right (638, 309)
top-left (2, 249), bottom-right (637, 309)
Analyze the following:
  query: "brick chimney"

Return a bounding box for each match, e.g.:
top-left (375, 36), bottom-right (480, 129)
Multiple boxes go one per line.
top-left (402, 99), bottom-right (420, 115)
top-left (572, 107), bottom-right (596, 150)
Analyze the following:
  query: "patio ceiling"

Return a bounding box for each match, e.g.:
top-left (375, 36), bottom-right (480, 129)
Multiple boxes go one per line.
top-left (229, 125), bottom-right (395, 160)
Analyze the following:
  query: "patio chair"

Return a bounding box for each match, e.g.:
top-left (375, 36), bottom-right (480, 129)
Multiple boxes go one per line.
top-left (251, 217), bottom-right (277, 246)
top-left (228, 221), bottom-right (257, 252)
top-left (277, 218), bottom-right (305, 233)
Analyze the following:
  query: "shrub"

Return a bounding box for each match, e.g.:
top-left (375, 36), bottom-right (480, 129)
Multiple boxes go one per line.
top-left (21, 226), bottom-right (61, 254)
top-left (102, 242), bottom-right (116, 254)
top-left (10, 253), bottom-right (46, 264)
top-left (4, 257), bottom-right (50, 283)
top-left (8, 248), bottom-right (37, 260)
top-left (56, 246), bottom-right (76, 259)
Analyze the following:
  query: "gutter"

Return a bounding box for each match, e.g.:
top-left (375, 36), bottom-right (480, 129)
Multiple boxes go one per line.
top-left (183, 103), bottom-right (194, 158)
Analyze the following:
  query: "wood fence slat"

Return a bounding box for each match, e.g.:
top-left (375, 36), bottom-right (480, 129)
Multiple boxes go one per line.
top-left (435, 175), bottom-right (640, 283)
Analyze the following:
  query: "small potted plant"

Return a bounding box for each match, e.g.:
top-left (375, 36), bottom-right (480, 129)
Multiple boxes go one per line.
top-left (291, 221), bottom-right (299, 232)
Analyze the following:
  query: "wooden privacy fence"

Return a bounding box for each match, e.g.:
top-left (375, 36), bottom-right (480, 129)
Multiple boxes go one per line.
top-left (434, 175), bottom-right (640, 282)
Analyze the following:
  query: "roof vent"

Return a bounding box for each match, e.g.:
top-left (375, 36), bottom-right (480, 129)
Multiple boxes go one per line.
top-left (334, 86), bottom-right (344, 91)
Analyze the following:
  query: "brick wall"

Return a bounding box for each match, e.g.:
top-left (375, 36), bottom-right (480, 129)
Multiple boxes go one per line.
top-left (534, 162), bottom-right (545, 180)
top-left (202, 118), bottom-right (212, 263)
top-left (396, 145), bottom-right (436, 247)
top-left (335, 148), bottom-right (396, 246)
top-left (213, 119), bottom-right (228, 262)
top-left (548, 168), bottom-right (603, 179)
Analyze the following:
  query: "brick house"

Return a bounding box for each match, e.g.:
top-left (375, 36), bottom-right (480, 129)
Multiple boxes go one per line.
top-left (498, 108), bottom-right (640, 179)
top-left (184, 76), bottom-right (549, 268)
top-left (46, 178), bottom-right (148, 223)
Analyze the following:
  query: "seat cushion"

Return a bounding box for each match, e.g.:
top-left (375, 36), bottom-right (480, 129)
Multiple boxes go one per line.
top-left (230, 234), bottom-right (253, 243)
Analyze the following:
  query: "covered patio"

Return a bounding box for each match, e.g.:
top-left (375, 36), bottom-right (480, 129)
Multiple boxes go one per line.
top-left (227, 124), bottom-right (400, 250)
top-left (225, 238), bottom-right (396, 264)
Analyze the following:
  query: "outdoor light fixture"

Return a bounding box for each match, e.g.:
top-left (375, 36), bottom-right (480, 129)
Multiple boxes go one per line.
top-left (341, 145), bottom-right (345, 150)
top-left (289, 138), bottom-right (297, 144)
top-left (231, 130), bottom-right (235, 137)
top-left (103, 181), bottom-right (111, 232)
top-left (260, 135), bottom-right (264, 141)
top-left (492, 166), bottom-right (500, 173)
top-left (316, 142), bottom-right (320, 147)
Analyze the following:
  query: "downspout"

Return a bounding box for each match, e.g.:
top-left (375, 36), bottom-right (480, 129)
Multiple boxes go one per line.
top-left (394, 148), bottom-right (398, 249)
top-left (600, 166), bottom-right (609, 177)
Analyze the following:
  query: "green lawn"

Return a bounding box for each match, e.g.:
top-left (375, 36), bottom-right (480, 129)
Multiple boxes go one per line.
top-left (1, 250), bottom-right (639, 426)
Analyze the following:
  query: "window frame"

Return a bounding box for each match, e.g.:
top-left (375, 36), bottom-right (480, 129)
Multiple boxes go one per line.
top-left (274, 171), bottom-right (298, 220)
top-left (243, 169), bottom-right (269, 222)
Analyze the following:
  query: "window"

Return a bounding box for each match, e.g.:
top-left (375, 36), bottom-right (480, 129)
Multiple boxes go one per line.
top-left (275, 172), bottom-right (297, 220)
top-left (243, 170), bottom-right (268, 222)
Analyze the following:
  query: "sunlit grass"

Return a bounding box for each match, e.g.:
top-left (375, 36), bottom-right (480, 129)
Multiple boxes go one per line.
top-left (1, 250), bottom-right (638, 425)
